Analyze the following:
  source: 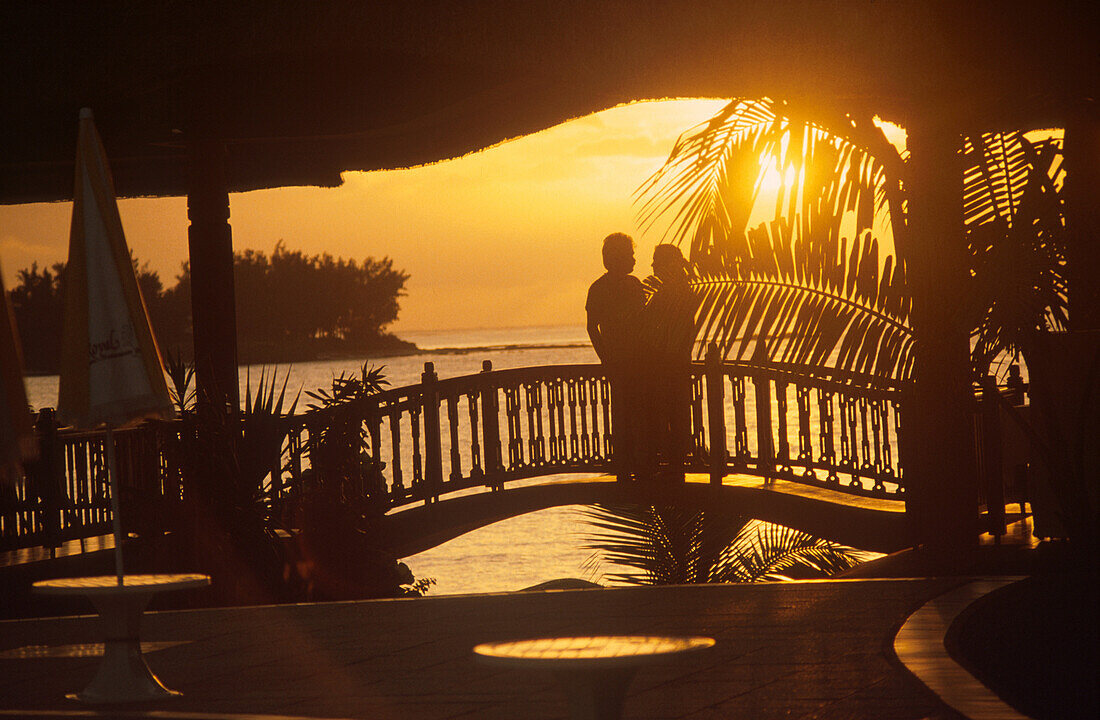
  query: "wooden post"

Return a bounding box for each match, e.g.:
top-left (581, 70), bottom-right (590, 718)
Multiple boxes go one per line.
top-left (480, 360), bottom-right (504, 484)
top-left (32, 408), bottom-right (65, 550)
top-left (187, 138), bottom-right (239, 413)
top-left (421, 362), bottom-right (443, 501)
top-left (978, 376), bottom-right (1006, 539)
top-left (902, 119), bottom-right (979, 549)
top-left (752, 340), bottom-right (774, 481)
top-left (1064, 100), bottom-right (1100, 332)
top-left (704, 343), bottom-right (727, 485)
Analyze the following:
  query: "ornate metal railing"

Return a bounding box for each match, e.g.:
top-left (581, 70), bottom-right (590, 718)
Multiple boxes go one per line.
top-left (3, 354), bottom-right (910, 552)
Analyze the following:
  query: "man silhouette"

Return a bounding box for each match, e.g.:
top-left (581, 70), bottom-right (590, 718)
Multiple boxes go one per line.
top-left (586, 233), bottom-right (645, 480)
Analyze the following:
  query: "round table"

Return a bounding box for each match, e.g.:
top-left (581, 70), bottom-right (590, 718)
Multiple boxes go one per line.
top-left (474, 635), bottom-right (714, 720)
top-left (33, 574), bottom-right (210, 704)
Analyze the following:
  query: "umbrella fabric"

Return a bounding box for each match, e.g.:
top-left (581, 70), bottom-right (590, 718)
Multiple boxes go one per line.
top-left (57, 109), bottom-right (173, 429)
top-left (0, 264), bottom-right (36, 482)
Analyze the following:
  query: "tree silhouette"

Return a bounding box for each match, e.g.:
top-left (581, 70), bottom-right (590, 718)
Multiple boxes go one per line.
top-left (8, 263), bottom-right (65, 373)
top-left (7, 244), bottom-right (411, 374)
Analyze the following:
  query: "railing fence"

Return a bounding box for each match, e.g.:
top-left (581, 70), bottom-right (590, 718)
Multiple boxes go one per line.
top-left (3, 356), bottom-right (1020, 552)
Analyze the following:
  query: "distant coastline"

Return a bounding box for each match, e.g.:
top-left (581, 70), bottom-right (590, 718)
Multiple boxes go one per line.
top-left (242, 324), bottom-right (592, 364)
top-left (22, 325), bottom-right (593, 375)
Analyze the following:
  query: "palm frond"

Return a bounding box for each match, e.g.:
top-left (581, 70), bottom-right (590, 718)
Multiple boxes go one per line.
top-left (579, 507), bottom-right (871, 585)
top-left (639, 97), bottom-right (1066, 383)
top-left (578, 504), bottom-right (750, 585)
top-left (689, 222), bottom-right (913, 380)
top-left (638, 98), bottom-right (904, 266)
top-left (964, 132), bottom-right (1067, 377)
top-left (164, 347), bottom-right (195, 413)
top-left (712, 520), bottom-right (874, 583)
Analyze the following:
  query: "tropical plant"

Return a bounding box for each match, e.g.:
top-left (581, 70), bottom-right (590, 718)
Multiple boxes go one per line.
top-left (302, 362), bottom-right (390, 505)
top-left (306, 362), bottom-right (390, 407)
top-left (637, 97), bottom-right (1067, 382)
top-left (150, 365), bottom-right (299, 606)
top-left (291, 364), bottom-right (432, 599)
top-left (163, 347), bottom-right (196, 413)
top-left (963, 131), bottom-right (1068, 377)
top-left (580, 504), bottom-right (873, 585)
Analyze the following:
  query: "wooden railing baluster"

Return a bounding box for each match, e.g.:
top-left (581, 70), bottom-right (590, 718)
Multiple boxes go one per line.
top-left (599, 377), bottom-right (612, 459)
top-left (551, 379), bottom-right (566, 464)
top-left (859, 397), bottom-right (873, 480)
top-left (818, 389), bottom-right (839, 483)
top-left (505, 385), bottom-right (523, 468)
top-left (689, 373), bottom-right (705, 464)
top-left (775, 379), bottom-right (792, 474)
top-left (753, 374), bottom-right (775, 482)
top-left (480, 361), bottom-right (503, 481)
top-left (870, 399), bottom-right (884, 490)
top-left (705, 344), bottom-right (727, 485)
top-left (526, 382), bottom-right (544, 467)
top-left (420, 362), bottom-right (443, 501)
top-left (567, 379), bottom-right (580, 462)
top-left (578, 378), bottom-right (591, 458)
top-left (447, 394), bottom-right (462, 483)
top-left (467, 389), bottom-right (483, 478)
top-left (841, 395), bottom-right (857, 483)
top-left (796, 385), bottom-right (813, 479)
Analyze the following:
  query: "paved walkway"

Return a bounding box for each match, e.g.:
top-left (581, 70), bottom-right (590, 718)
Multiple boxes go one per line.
top-left (0, 578), bottom-right (985, 719)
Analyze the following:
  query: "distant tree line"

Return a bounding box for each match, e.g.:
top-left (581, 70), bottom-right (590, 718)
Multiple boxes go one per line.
top-left (8, 243), bottom-right (412, 373)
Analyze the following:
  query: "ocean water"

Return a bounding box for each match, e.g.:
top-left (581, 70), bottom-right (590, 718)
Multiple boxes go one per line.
top-left (23, 325), bottom-right (609, 596)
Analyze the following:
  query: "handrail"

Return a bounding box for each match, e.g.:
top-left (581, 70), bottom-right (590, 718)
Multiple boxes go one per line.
top-left (5, 355), bottom-right (918, 552)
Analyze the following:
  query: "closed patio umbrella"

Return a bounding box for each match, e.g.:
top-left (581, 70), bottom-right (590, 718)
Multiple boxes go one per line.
top-left (57, 108), bottom-right (174, 581)
top-left (0, 263), bottom-right (35, 484)
top-left (37, 109), bottom-right (206, 705)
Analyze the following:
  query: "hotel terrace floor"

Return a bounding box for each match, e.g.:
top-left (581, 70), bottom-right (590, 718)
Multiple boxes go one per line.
top-left (0, 575), bottom-right (1029, 720)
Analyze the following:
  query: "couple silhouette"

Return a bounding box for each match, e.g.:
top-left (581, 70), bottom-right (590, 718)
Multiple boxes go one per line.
top-left (586, 232), bottom-right (696, 485)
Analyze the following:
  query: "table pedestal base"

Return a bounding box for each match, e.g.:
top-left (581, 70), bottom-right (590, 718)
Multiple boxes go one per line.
top-left (33, 574), bottom-right (209, 705)
top-left (72, 589), bottom-right (180, 704)
top-left (553, 667), bottom-right (635, 720)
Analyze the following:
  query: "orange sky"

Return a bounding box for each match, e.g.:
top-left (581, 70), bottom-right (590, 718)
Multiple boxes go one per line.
top-left (0, 99), bottom-right (905, 334)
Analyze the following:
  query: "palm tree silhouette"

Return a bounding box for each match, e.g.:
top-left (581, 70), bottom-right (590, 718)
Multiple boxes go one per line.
top-left (637, 97), bottom-right (1066, 382)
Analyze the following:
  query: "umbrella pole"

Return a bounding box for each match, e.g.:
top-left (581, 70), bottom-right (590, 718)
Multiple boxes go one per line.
top-left (104, 424), bottom-right (125, 585)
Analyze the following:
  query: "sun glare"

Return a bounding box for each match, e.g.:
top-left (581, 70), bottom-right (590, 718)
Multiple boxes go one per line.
top-left (756, 162), bottom-right (798, 196)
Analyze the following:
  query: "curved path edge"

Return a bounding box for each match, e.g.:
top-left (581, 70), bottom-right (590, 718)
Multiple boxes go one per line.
top-left (894, 577), bottom-right (1030, 720)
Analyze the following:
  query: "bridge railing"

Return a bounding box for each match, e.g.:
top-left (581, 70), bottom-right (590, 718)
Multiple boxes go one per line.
top-left (281, 352), bottom-right (904, 512)
top-left (693, 351), bottom-right (903, 497)
top-left (284, 361), bottom-right (615, 508)
top-left (4, 355), bottom-right (907, 551)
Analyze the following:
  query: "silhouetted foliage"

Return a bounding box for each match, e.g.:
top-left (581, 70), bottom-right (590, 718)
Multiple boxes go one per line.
top-left (141, 368), bottom-right (299, 606)
top-left (227, 242), bottom-right (409, 359)
top-left (291, 364), bottom-right (434, 599)
top-left (580, 504), bottom-right (872, 585)
top-left (639, 97), bottom-right (1067, 382)
top-left (8, 263), bottom-right (65, 372)
top-left (7, 243), bottom-right (411, 373)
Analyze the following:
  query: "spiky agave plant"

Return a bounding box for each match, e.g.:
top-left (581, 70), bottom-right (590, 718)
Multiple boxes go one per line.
top-left (579, 504), bottom-right (872, 585)
top-left (637, 97), bottom-right (1066, 382)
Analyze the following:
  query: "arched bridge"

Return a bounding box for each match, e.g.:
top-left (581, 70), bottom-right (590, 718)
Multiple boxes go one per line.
top-left (4, 354), bottom-right (915, 555)
top-left (287, 352), bottom-right (912, 554)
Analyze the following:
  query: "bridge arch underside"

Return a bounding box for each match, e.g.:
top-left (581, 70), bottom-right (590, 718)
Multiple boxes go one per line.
top-left (380, 475), bottom-right (909, 558)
